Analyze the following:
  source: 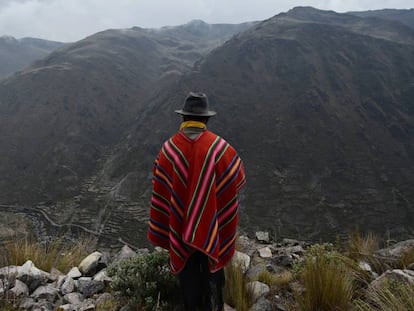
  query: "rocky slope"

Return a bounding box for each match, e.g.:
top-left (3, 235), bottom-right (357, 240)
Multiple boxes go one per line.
top-left (106, 7), bottom-right (414, 243)
top-left (349, 8), bottom-right (414, 30)
top-left (0, 36), bottom-right (63, 79)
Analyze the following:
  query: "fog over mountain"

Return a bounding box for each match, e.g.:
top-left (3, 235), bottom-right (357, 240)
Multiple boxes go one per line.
top-left (0, 7), bottom-right (413, 247)
top-left (0, 36), bottom-right (63, 79)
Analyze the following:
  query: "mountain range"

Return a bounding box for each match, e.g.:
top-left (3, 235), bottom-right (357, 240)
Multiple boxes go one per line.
top-left (0, 36), bottom-right (64, 79)
top-left (0, 7), bottom-right (413, 247)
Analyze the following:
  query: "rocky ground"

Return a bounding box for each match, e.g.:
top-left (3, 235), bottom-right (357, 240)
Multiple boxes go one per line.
top-left (0, 232), bottom-right (414, 310)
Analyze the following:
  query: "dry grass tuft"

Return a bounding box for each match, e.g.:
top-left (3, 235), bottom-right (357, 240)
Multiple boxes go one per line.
top-left (273, 270), bottom-right (294, 289)
top-left (224, 261), bottom-right (254, 311)
top-left (296, 244), bottom-right (355, 311)
top-left (0, 235), bottom-right (94, 273)
top-left (354, 280), bottom-right (414, 310)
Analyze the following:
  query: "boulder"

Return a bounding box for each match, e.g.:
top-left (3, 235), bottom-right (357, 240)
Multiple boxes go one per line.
top-left (17, 260), bottom-right (49, 292)
top-left (19, 297), bottom-right (35, 310)
top-left (31, 285), bottom-right (59, 302)
top-left (77, 277), bottom-right (105, 298)
top-left (49, 268), bottom-right (64, 282)
top-left (78, 251), bottom-right (102, 276)
top-left (93, 269), bottom-right (112, 283)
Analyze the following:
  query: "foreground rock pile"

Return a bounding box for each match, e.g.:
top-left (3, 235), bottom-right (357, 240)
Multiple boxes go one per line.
top-left (0, 234), bottom-right (413, 310)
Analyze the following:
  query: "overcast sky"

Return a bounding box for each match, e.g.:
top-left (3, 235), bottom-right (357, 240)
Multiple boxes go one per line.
top-left (0, 0), bottom-right (413, 42)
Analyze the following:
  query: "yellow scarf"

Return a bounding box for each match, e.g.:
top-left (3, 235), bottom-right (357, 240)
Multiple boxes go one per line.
top-left (179, 121), bottom-right (207, 130)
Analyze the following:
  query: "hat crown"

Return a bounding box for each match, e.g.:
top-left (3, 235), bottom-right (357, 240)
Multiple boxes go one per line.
top-left (175, 92), bottom-right (216, 117)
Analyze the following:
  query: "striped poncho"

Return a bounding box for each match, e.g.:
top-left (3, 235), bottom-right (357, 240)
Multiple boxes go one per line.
top-left (148, 129), bottom-right (246, 274)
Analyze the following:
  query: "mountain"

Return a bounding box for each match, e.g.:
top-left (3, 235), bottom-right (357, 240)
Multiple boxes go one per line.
top-left (103, 7), bottom-right (414, 243)
top-left (0, 36), bottom-right (64, 79)
top-left (349, 8), bottom-right (414, 30)
top-left (0, 21), bottom-right (255, 246)
top-left (0, 8), bottom-right (413, 247)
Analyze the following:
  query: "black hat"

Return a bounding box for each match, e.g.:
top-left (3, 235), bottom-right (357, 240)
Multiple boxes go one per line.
top-left (175, 92), bottom-right (216, 117)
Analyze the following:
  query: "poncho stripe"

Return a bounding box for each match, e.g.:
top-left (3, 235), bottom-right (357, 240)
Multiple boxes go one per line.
top-left (148, 130), bottom-right (246, 274)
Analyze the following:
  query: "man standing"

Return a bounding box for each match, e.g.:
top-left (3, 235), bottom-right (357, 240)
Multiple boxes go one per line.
top-left (148, 92), bottom-right (246, 311)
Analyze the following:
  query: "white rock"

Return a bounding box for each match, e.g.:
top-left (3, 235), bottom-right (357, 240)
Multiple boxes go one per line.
top-left (78, 251), bottom-right (102, 275)
top-left (9, 279), bottom-right (29, 297)
top-left (371, 269), bottom-right (414, 290)
top-left (233, 251), bottom-right (251, 273)
top-left (248, 281), bottom-right (270, 301)
top-left (258, 247), bottom-right (272, 258)
top-left (93, 269), bottom-right (112, 283)
top-left (67, 267), bottom-right (82, 279)
top-left (64, 292), bottom-right (84, 305)
top-left (255, 231), bottom-right (270, 243)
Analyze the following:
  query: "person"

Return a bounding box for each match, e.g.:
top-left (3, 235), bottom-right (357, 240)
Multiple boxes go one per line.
top-left (148, 92), bottom-right (246, 311)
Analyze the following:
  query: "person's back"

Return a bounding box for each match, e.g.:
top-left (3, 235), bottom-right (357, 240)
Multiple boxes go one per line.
top-left (148, 92), bottom-right (246, 311)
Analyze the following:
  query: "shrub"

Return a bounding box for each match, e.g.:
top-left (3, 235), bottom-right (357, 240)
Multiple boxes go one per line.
top-left (296, 244), bottom-right (355, 311)
top-left (107, 251), bottom-right (180, 310)
top-left (0, 235), bottom-right (93, 273)
top-left (223, 261), bottom-right (254, 311)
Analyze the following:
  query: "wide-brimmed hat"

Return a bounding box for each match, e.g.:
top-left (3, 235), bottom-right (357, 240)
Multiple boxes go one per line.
top-left (175, 92), bottom-right (217, 117)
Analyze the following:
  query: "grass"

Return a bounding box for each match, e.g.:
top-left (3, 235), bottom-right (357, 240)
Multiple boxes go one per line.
top-left (223, 261), bottom-right (255, 311)
top-left (0, 235), bottom-right (94, 273)
top-left (346, 229), bottom-right (379, 260)
top-left (295, 244), bottom-right (355, 311)
top-left (399, 247), bottom-right (414, 269)
top-left (255, 269), bottom-right (278, 286)
top-left (354, 280), bottom-right (414, 310)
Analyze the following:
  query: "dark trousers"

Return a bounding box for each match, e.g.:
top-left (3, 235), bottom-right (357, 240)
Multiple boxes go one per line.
top-left (178, 252), bottom-right (225, 311)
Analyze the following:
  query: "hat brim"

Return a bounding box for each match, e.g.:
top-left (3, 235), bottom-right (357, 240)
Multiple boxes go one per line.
top-left (174, 109), bottom-right (217, 117)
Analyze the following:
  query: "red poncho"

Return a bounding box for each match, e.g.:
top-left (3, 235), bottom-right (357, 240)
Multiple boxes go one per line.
top-left (148, 129), bottom-right (246, 274)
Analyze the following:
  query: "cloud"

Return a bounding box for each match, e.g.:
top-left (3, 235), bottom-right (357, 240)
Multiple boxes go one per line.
top-left (0, 0), bottom-right (413, 42)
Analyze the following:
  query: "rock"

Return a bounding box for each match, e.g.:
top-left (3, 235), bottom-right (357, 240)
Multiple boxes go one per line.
top-left (49, 268), bottom-right (64, 282)
top-left (248, 281), bottom-right (270, 301)
top-left (79, 299), bottom-right (96, 311)
top-left (77, 277), bottom-right (105, 298)
top-left (370, 269), bottom-right (414, 291)
top-left (56, 304), bottom-right (75, 311)
top-left (93, 269), bottom-right (112, 283)
top-left (67, 267), bottom-right (82, 279)
top-left (250, 296), bottom-right (273, 311)
top-left (376, 240), bottom-right (414, 258)
top-left (8, 279), bottom-right (29, 297)
top-left (255, 231), bottom-right (270, 243)
top-left (61, 276), bottom-right (76, 295)
top-left (274, 255), bottom-right (294, 267)
top-left (64, 292), bottom-right (84, 305)
top-left (258, 246), bottom-right (272, 258)
top-left (224, 303), bottom-right (236, 311)
top-left (32, 299), bottom-right (54, 311)
top-left (19, 297), bottom-right (36, 310)
top-left (233, 251), bottom-right (251, 273)
top-left (359, 261), bottom-right (378, 278)
top-left (31, 285), bottom-right (59, 302)
top-left (18, 260), bottom-right (50, 288)
top-left (78, 251), bottom-right (102, 276)
top-left (112, 245), bottom-right (138, 265)
top-left (281, 245), bottom-right (305, 256)
top-left (0, 265), bottom-right (19, 283)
